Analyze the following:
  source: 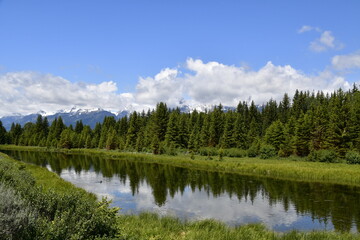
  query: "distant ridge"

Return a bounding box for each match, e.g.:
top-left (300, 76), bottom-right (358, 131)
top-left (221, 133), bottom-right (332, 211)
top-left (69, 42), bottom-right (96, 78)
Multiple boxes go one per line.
top-left (0, 104), bottom-right (238, 131)
top-left (0, 108), bottom-right (130, 130)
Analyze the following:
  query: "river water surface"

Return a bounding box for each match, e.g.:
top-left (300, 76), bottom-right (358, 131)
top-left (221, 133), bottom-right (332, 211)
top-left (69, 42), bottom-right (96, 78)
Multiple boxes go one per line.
top-left (2, 150), bottom-right (360, 232)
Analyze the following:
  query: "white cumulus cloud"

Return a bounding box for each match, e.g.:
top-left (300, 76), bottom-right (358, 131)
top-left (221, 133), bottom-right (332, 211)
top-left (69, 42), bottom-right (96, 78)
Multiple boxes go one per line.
top-left (332, 51), bottom-right (360, 70)
top-left (0, 58), bottom-right (355, 117)
top-left (183, 58), bottom-right (349, 105)
top-left (134, 68), bottom-right (183, 107)
top-left (0, 72), bottom-right (132, 116)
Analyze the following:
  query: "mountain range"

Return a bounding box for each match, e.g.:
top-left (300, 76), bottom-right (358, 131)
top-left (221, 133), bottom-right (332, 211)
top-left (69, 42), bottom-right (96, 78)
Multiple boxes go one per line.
top-left (0, 104), bottom-right (237, 131)
top-left (0, 107), bottom-right (130, 130)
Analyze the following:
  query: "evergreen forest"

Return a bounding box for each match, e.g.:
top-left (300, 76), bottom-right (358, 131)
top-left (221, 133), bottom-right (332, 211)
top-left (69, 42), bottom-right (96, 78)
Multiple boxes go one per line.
top-left (2, 87), bottom-right (360, 162)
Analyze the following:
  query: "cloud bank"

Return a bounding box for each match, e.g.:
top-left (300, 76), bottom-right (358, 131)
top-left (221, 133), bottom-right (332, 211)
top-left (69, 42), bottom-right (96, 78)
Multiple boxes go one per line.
top-left (0, 58), bottom-right (355, 117)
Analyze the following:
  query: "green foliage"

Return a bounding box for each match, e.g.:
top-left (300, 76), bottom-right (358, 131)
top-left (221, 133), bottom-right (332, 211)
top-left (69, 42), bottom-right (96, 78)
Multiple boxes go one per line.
top-left (0, 154), bottom-right (119, 239)
top-left (248, 140), bottom-right (260, 157)
top-left (264, 120), bottom-right (284, 151)
top-left (259, 145), bottom-right (276, 159)
top-left (0, 182), bottom-right (36, 239)
top-left (307, 149), bottom-right (339, 163)
top-left (218, 148), bottom-right (224, 161)
top-left (345, 151), bottom-right (360, 164)
top-left (224, 148), bottom-right (247, 158)
top-left (199, 147), bottom-right (218, 157)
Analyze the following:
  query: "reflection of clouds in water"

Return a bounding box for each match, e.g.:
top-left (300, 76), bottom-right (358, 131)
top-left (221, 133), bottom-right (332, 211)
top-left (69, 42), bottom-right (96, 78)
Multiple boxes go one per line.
top-left (47, 166), bottom-right (336, 232)
top-left (58, 168), bottom-right (131, 201)
top-left (134, 185), bottom-right (300, 230)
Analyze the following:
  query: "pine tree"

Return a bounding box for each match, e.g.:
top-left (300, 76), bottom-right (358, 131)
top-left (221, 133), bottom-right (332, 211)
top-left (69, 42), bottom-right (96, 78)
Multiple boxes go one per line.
top-left (58, 128), bottom-right (73, 149)
top-left (233, 113), bottom-right (248, 149)
top-left (75, 120), bottom-right (84, 134)
top-left (278, 93), bottom-right (290, 123)
top-left (152, 102), bottom-right (169, 142)
top-left (200, 114), bottom-right (210, 147)
top-left (188, 113), bottom-right (202, 151)
top-left (165, 111), bottom-right (180, 148)
top-left (310, 105), bottom-right (329, 151)
top-left (209, 105), bottom-right (224, 147)
top-left (261, 99), bottom-right (278, 134)
top-left (264, 120), bottom-right (285, 151)
top-left (178, 113), bottom-right (189, 149)
top-left (126, 112), bottom-right (139, 150)
top-left (0, 120), bottom-right (7, 144)
top-left (55, 117), bottom-right (65, 140)
top-left (294, 113), bottom-right (312, 156)
top-left (9, 123), bottom-right (22, 145)
top-left (220, 111), bottom-right (236, 148)
top-left (106, 128), bottom-right (117, 150)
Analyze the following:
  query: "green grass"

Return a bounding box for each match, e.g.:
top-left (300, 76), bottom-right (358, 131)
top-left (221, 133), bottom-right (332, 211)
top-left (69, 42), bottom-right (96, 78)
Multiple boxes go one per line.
top-left (119, 212), bottom-right (360, 240)
top-left (1, 150), bottom-right (360, 239)
top-left (0, 151), bottom-right (95, 197)
top-left (2, 145), bottom-right (360, 187)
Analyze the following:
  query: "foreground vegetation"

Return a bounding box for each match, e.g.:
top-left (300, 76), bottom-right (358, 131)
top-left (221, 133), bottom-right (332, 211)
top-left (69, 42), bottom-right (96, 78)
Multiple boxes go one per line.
top-left (2, 152), bottom-right (360, 239)
top-left (0, 152), bottom-right (119, 239)
top-left (2, 144), bottom-right (360, 187)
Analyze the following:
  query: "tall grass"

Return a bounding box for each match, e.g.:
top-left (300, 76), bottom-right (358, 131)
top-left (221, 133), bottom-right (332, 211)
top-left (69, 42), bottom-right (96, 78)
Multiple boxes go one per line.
top-left (119, 212), bottom-right (359, 240)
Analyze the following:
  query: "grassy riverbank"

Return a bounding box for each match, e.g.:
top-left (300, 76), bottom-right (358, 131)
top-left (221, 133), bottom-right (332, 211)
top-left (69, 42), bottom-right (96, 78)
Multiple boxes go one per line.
top-left (1, 151), bottom-right (360, 239)
top-left (2, 144), bottom-right (360, 187)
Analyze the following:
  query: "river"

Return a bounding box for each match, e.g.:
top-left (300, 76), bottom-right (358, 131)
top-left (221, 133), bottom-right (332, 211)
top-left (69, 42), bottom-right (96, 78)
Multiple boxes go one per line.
top-left (2, 149), bottom-right (360, 232)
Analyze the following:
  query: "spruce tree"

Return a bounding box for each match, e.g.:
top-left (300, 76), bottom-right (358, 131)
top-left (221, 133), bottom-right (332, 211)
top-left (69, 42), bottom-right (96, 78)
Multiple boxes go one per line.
top-left (220, 111), bottom-right (236, 148)
top-left (125, 112), bottom-right (139, 150)
top-left (264, 120), bottom-right (285, 151)
top-left (294, 113), bottom-right (312, 156)
top-left (165, 111), bottom-right (180, 148)
top-left (233, 113), bottom-right (248, 149)
top-left (0, 120), bottom-right (7, 144)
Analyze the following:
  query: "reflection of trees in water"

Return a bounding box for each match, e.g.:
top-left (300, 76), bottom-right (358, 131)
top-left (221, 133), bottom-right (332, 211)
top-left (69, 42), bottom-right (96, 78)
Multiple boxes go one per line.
top-left (6, 150), bottom-right (360, 232)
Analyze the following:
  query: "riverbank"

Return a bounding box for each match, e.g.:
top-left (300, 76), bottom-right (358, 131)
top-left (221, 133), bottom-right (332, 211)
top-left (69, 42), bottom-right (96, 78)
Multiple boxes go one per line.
top-left (1, 151), bottom-right (360, 239)
top-left (2, 144), bottom-right (360, 187)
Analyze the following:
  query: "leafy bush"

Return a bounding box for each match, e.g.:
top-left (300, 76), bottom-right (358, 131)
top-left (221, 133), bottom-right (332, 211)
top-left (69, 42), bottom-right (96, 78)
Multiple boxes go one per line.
top-left (224, 148), bottom-right (247, 158)
top-left (0, 183), bottom-right (37, 240)
top-left (198, 147), bottom-right (218, 157)
top-left (248, 141), bottom-right (260, 158)
top-left (259, 145), bottom-right (276, 159)
top-left (345, 151), bottom-right (360, 164)
top-left (307, 149), bottom-right (339, 163)
top-left (218, 148), bottom-right (224, 161)
top-left (164, 144), bottom-right (178, 156)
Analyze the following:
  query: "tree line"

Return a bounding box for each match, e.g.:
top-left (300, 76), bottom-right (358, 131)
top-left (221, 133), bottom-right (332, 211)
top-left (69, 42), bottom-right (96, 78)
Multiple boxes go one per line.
top-left (1, 86), bottom-right (360, 160)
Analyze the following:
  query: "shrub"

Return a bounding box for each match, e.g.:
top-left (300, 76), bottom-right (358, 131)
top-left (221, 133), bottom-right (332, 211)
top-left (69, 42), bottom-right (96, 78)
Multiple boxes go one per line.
top-left (307, 149), bottom-right (338, 163)
top-left (345, 151), bottom-right (360, 164)
top-left (224, 148), bottom-right (247, 158)
top-left (164, 144), bottom-right (178, 156)
top-left (0, 183), bottom-right (37, 240)
top-left (248, 141), bottom-right (260, 158)
top-left (218, 148), bottom-right (224, 161)
top-left (259, 145), bottom-right (276, 159)
top-left (198, 147), bottom-right (218, 157)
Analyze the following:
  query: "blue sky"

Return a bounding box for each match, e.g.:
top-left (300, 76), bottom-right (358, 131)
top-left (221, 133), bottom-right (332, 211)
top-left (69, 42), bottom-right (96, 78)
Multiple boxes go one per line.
top-left (0, 0), bottom-right (359, 116)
